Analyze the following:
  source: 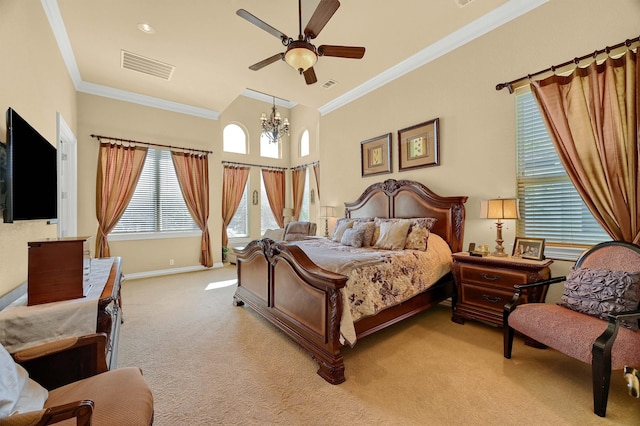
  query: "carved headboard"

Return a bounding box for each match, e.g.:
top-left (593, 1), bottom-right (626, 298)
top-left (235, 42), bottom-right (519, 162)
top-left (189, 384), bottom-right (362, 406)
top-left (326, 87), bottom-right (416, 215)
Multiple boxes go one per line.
top-left (344, 179), bottom-right (468, 253)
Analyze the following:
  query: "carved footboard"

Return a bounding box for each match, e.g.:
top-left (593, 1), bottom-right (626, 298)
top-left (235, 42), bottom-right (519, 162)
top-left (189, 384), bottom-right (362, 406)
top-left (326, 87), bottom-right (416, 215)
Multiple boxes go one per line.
top-left (233, 238), bottom-right (349, 384)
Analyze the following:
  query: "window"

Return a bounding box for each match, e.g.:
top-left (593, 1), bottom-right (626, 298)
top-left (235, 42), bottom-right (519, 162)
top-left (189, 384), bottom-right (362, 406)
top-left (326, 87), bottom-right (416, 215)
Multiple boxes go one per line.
top-left (223, 123), bottom-right (247, 154)
top-left (300, 130), bottom-right (309, 157)
top-left (299, 168), bottom-right (310, 221)
top-left (515, 89), bottom-right (608, 249)
top-left (227, 182), bottom-right (249, 238)
top-left (112, 148), bottom-right (198, 234)
top-left (260, 177), bottom-right (279, 234)
top-left (260, 133), bottom-right (280, 159)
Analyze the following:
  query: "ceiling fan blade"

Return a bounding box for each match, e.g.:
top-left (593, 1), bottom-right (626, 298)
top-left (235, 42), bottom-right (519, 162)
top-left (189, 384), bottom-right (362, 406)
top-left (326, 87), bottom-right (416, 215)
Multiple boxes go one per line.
top-left (249, 53), bottom-right (284, 71)
top-left (303, 67), bottom-right (317, 85)
top-left (318, 45), bottom-right (365, 59)
top-left (236, 9), bottom-right (288, 42)
top-left (304, 0), bottom-right (340, 39)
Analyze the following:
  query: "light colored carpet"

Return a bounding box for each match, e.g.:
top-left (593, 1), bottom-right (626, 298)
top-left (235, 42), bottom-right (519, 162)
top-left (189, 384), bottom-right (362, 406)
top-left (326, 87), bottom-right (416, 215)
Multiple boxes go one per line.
top-left (117, 266), bottom-right (640, 425)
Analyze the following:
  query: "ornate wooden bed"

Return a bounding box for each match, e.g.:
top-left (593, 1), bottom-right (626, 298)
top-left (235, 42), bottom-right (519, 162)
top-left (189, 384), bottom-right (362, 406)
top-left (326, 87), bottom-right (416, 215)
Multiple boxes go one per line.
top-left (233, 179), bottom-right (467, 384)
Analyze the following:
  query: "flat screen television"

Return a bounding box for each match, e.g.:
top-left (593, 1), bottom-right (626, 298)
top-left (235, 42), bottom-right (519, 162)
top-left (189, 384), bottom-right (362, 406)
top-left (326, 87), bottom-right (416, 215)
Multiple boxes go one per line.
top-left (1, 107), bottom-right (57, 223)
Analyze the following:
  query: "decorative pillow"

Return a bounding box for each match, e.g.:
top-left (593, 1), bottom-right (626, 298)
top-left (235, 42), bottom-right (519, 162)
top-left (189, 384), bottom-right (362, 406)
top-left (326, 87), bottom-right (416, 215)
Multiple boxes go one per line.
top-left (371, 218), bottom-right (402, 246)
top-left (373, 219), bottom-right (412, 250)
top-left (352, 221), bottom-right (375, 247)
top-left (0, 343), bottom-right (48, 417)
top-left (332, 219), bottom-right (354, 242)
top-left (340, 228), bottom-right (365, 248)
top-left (405, 218), bottom-right (438, 251)
top-left (558, 266), bottom-right (640, 330)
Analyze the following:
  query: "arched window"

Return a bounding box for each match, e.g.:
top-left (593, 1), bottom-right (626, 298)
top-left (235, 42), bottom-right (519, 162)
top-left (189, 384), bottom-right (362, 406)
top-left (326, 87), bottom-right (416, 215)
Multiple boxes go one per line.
top-left (300, 130), bottom-right (309, 157)
top-left (223, 123), bottom-right (247, 154)
top-left (260, 133), bottom-right (280, 159)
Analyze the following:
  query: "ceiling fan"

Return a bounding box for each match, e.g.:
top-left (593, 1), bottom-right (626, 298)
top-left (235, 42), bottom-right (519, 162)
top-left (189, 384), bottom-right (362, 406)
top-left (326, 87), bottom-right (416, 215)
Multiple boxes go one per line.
top-left (236, 0), bottom-right (365, 85)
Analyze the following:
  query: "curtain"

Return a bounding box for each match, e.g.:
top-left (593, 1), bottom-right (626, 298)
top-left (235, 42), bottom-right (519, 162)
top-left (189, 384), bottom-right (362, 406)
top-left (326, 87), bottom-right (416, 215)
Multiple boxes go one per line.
top-left (531, 49), bottom-right (639, 243)
top-left (95, 142), bottom-right (148, 257)
top-left (312, 163), bottom-right (320, 201)
top-left (172, 151), bottom-right (212, 267)
top-left (291, 167), bottom-right (306, 221)
top-left (261, 168), bottom-right (286, 228)
top-left (221, 165), bottom-right (250, 247)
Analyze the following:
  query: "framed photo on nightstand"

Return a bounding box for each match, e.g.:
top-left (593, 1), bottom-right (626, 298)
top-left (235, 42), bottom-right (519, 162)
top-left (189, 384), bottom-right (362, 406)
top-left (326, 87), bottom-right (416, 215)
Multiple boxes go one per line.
top-left (512, 237), bottom-right (545, 260)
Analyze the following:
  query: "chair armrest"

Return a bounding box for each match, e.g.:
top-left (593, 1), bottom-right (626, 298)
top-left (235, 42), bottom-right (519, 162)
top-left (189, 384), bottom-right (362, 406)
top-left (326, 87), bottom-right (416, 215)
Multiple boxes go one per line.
top-left (1, 401), bottom-right (94, 426)
top-left (607, 309), bottom-right (640, 322)
top-left (12, 334), bottom-right (108, 391)
top-left (504, 276), bottom-right (567, 314)
top-left (593, 309), bottom-right (640, 369)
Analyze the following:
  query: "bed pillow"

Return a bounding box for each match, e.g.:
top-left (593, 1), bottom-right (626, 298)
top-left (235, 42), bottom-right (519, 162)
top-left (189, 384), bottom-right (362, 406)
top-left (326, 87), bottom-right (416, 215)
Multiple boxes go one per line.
top-left (340, 228), bottom-right (365, 248)
top-left (352, 221), bottom-right (375, 247)
top-left (332, 219), bottom-right (354, 242)
top-left (558, 266), bottom-right (640, 330)
top-left (405, 218), bottom-right (438, 251)
top-left (371, 218), bottom-right (402, 246)
top-left (373, 219), bottom-right (412, 250)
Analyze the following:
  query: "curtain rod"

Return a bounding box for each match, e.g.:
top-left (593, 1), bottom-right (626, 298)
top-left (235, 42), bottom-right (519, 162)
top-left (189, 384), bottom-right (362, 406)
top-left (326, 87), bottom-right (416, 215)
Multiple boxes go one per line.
top-left (495, 35), bottom-right (640, 94)
top-left (221, 161), bottom-right (287, 171)
top-left (292, 160), bottom-right (319, 170)
top-left (91, 134), bottom-right (213, 154)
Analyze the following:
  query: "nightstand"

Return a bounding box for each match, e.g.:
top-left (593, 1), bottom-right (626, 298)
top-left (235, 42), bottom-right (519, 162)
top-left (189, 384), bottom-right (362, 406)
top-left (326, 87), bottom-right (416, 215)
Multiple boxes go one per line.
top-left (451, 252), bottom-right (553, 327)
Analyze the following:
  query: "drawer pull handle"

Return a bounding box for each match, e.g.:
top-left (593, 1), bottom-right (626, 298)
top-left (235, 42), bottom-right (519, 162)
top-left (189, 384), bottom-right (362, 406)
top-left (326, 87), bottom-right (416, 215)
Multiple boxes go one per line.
top-left (480, 273), bottom-right (501, 281)
top-left (483, 294), bottom-right (503, 304)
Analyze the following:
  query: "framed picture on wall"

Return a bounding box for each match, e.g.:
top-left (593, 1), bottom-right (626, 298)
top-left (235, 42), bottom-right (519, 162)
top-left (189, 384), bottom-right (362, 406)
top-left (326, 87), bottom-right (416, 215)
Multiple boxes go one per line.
top-left (360, 133), bottom-right (392, 177)
top-left (512, 237), bottom-right (546, 260)
top-left (398, 118), bottom-right (440, 171)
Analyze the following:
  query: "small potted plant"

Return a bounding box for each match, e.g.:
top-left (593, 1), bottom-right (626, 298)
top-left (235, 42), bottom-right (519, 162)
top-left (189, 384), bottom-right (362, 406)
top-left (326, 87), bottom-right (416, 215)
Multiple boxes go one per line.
top-left (222, 246), bottom-right (229, 262)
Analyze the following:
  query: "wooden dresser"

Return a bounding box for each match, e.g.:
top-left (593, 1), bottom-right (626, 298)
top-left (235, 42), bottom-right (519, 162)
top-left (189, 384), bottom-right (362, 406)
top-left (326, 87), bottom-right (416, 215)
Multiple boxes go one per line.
top-left (27, 237), bottom-right (92, 305)
top-left (451, 252), bottom-right (553, 327)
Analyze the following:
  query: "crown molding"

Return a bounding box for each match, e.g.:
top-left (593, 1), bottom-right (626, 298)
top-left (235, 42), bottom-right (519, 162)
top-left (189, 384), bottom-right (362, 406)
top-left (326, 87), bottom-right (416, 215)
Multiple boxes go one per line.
top-left (41, 0), bottom-right (221, 120)
top-left (318, 0), bottom-right (549, 116)
top-left (77, 81), bottom-right (220, 120)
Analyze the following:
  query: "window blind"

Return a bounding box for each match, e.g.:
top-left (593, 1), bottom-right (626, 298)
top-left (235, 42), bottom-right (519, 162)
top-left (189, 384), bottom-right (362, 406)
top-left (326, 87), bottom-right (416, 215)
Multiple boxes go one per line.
top-left (113, 148), bottom-right (198, 233)
top-left (515, 90), bottom-right (608, 245)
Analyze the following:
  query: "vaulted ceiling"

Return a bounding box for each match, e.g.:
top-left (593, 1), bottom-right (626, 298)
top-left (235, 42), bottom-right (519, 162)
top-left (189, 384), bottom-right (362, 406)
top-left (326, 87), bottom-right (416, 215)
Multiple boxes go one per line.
top-left (48, 0), bottom-right (547, 117)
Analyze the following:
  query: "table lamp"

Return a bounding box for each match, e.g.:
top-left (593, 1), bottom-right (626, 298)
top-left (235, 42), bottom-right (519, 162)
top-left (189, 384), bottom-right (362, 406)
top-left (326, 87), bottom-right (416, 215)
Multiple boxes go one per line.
top-left (319, 205), bottom-right (336, 238)
top-left (282, 208), bottom-right (294, 225)
top-left (483, 198), bottom-right (519, 257)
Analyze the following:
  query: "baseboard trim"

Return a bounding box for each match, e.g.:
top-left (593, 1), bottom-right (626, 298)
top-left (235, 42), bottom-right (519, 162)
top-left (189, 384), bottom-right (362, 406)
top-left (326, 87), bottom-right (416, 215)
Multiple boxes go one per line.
top-left (125, 262), bottom-right (225, 281)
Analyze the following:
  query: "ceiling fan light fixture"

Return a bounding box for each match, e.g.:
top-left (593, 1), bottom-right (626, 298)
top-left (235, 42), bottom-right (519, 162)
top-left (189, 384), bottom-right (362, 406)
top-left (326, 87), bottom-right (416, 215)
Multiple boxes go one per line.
top-left (285, 42), bottom-right (317, 73)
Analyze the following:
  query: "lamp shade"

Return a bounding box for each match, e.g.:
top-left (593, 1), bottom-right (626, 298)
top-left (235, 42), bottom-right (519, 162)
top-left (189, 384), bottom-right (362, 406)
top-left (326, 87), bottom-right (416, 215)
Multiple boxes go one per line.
top-left (284, 41), bottom-right (317, 71)
top-left (485, 198), bottom-right (520, 220)
top-left (320, 205), bottom-right (336, 218)
top-left (282, 208), bottom-right (293, 217)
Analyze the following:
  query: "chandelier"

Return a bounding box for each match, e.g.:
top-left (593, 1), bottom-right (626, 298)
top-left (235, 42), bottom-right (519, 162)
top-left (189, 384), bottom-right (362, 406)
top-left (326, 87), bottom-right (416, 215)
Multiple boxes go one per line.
top-left (261, 96), bottom-right (290, 144)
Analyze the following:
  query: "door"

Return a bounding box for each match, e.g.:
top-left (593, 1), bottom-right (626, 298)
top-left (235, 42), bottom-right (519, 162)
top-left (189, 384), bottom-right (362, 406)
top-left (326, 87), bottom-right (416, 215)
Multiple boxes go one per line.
top-left (56, 113), bottom-right (77, 238)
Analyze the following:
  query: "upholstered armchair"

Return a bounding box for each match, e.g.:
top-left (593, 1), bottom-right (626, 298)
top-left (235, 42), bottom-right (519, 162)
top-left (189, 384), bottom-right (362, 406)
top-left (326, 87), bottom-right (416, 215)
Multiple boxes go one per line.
top-left (282, 221), bottom-right (318, 241)
top-left (0, 333), bottom-right (153, 425)
top-left (503, 241), bottom-right (640, 417)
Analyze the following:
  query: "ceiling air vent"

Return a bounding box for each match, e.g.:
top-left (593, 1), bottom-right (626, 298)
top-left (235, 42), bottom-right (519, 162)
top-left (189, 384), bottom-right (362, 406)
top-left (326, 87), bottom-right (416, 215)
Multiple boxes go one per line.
top-left (121, 50), bottom-right (175, 80)
top-left (321, 79), bottom-right (338, 89)
top-left (456, 0), bottom-right (475, 6)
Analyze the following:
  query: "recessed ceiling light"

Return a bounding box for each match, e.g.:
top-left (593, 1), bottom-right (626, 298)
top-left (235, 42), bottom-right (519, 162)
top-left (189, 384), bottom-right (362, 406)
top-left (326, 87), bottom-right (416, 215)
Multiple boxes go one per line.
top-left (137, 23), bottom-right (155, 34)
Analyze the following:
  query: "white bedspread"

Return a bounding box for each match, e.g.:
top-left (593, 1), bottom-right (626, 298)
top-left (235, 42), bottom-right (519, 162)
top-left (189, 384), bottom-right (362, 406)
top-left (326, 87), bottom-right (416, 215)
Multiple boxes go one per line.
top-left (0, 258), bottom-right (115, 353)
top-left (293, 234), bottom-right (452, 346)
